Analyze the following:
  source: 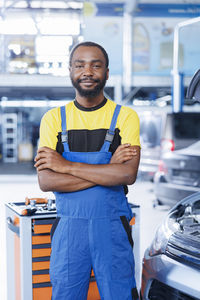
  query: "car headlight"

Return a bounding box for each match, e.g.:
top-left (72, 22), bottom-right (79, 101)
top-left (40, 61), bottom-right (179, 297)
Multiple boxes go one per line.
top-left (149, 213), bottom-right (179, 257)
top-left (149, 193), bottom-right (200, 257)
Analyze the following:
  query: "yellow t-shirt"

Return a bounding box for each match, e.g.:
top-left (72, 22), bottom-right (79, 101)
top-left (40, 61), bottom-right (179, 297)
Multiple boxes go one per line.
top-left (39, 99), bottom-right (140, 152)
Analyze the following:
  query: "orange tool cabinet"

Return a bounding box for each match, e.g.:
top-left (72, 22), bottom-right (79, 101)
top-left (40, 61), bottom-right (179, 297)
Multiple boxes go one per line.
top-left (6, 201), bottom-right (140, 300)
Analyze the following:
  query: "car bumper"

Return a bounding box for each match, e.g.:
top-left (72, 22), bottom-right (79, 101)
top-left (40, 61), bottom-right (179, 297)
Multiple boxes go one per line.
top-left (141, 249), bottom-right (200, 300)
top-left (154, 173), bottom-right (200, 206)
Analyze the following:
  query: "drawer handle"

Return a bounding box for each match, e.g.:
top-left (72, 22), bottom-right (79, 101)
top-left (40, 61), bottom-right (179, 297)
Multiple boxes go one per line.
top-left (7, 217), bottom-right (20, 236)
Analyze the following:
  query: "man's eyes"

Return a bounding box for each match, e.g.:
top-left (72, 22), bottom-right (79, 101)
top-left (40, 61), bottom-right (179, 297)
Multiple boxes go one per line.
top-left (74, 64), bottom-right (101, 69)
top-left (75, 65), bottom-right (84, 68)
top-left (93, 65), bottom-right (101, 68)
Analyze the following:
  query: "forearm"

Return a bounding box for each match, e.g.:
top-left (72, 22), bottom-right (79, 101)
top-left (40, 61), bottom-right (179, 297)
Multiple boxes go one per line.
top-left (38, 169), bottom-right (95, 192)
top-left (67, 158), bottom-right (139, 186)
top-left (35, 145), bottom-right (140, 188)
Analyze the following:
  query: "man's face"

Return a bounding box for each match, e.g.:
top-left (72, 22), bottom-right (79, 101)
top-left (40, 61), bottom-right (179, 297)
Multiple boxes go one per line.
top-left (69, 46), bottom-right (109, 98)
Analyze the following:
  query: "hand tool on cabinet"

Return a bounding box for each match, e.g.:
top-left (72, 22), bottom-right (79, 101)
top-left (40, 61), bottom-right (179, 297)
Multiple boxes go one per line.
top-left (21, 197), bottom-right (55, 216)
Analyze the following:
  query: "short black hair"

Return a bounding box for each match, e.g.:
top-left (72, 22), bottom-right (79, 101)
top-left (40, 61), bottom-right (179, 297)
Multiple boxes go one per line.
top-left (69, 41), bottom-right (109, 68)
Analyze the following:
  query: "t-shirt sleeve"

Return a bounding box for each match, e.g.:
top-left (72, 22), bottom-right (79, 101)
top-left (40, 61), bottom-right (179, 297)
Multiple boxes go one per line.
top-left (38, 108), bottom-right (61, 150)
top-left (118, 107), bottom-right (141, 147)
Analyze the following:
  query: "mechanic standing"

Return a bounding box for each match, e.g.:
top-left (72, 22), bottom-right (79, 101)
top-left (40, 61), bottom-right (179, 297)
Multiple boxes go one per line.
top-left (34, 41), bottom-right (141, 300)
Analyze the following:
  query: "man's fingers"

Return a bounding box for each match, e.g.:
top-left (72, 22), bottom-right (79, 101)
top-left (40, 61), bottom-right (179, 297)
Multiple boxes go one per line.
top-left (34, 158), bottom-right (50, 171)
top-left (121, 154), bottom-right (136, 161)
top-left (120, 143), bottom-right (131, 148)
top-left (115, 144), bottom-right (137, 154)
top-left (34, 154), bottom-right (41, 161)
top-left (37, 147), bottom-right (55, 154)
top-left (38, 146), bottom-right (53, 151)
top-left (35, 148), bottom-right (56, 162)
top-left (34, 158), bottom-right (47, 168)
top-left (121, 156), bottom-right (133, 163)
top-left (36, 164), bottom-right (48, 171)
top-left (34, 152), bottom-right (47, 162)
top-left (117, 149), bottom-right (137, 157)
top-left (115, 144), bottom-right (130, 151)
top-left (110, 144), bottom-right (138, 164)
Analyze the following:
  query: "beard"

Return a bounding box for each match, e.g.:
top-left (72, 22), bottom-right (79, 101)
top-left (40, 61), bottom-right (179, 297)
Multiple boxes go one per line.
top-left (70, 73), bottom-right (107, 98)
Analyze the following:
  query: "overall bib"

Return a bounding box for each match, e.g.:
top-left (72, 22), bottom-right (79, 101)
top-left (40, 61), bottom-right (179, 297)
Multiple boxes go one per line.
top-left (50, 104), bottom-right (137, 300)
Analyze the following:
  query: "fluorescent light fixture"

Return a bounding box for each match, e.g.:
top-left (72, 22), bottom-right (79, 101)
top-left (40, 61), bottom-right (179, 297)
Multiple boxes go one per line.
top-left (11, 1), bottom-right (28, 8)
top-left (38, 16), bottom-right (80, 35)
top-left (1, 100), bottom-right (23, 107)
top-left (0, 100), bottom-right (71, 107)
top-left (2, 0), bottom-right (83, 9)
top-left (49, 100), bottom-right (70, 107)
top-left (30, 1), bottom-right (83, 9)
top-left (36, 36), bottom-right (72, 56)
top-left (0, 18), bottom-right (37, 35)
top-left (22, 100), bottom-right (48, 107)
top-left (68, 2), bottom-right (83, 9)
top-left (30, 1), bottom-right (68, 9)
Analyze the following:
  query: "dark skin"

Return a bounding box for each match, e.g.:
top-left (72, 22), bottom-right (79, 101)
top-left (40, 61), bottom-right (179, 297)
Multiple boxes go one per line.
top-left (69, 45), bottom-right (109, 107)
top-left (35, 46), bottom-right (140, 192)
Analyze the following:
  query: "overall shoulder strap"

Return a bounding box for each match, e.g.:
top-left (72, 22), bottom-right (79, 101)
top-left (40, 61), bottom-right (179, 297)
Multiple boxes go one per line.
top-left (60, 105), bottom-right (67, 131)
top-left (101, 104), bottom-right (121, 152)
top-left (109, 104), bottom-right (121, 133)
top-left (60, 105), bottom-right (69, 151)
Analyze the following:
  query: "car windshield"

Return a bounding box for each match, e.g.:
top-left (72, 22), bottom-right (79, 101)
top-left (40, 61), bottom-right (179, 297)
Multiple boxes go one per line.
top-left (173, 113), bottom-right (200, 139)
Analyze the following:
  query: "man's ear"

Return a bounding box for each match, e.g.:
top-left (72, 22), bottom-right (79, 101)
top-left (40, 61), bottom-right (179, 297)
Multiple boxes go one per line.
top-left (106, 68), bottom-right (109, 80)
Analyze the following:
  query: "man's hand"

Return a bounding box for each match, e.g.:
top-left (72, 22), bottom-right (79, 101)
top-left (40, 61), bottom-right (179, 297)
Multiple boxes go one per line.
top-left (34, 147), bottom-right (70, 173)
top-left (110, 144), bottom-right (138, 164)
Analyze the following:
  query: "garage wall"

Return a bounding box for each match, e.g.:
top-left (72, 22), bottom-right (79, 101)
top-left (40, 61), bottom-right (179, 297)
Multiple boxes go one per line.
top-left (82, 2), bottom-right (200, 77)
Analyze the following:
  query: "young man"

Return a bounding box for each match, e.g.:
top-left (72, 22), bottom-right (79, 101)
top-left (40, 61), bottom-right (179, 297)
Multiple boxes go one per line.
top-left (35, 41), bottom-right (141, 300)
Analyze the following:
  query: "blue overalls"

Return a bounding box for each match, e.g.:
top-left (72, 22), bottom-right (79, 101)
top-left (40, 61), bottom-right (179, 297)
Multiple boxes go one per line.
top-left (50, 104), bottom-right (137, 300)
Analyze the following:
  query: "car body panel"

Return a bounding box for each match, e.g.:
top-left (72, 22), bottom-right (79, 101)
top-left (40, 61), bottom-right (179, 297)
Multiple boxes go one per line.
top-left (154, 174), bottom-right (200, 206)
top-left (138, 112), bottom-right (200, 182)
top-left (141, 250), bottom-right (200, 300)
top-left (154, 142), bottom-right (200, 206)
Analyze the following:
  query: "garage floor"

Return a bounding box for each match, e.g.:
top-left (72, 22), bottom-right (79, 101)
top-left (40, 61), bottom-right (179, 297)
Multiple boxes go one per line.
top-left (0, 164), bottom-right (169, 300)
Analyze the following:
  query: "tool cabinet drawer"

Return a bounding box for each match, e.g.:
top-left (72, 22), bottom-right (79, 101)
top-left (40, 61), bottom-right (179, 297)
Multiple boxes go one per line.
top-left (32, 218), bottom-right (55, 234)
top-left (32, 274), bottom-right (50, 284)
top-left (32, 235), bottom-right (51, 245)
top-left (32, 261), bottom-right (50, 271)
top-left (32, 248), bottom-right (51, 258)
top-left (33, 286), bottom-right (52, 300)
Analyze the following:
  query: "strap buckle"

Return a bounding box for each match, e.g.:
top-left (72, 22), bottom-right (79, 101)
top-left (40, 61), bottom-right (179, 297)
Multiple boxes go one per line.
top-left (105, 130), bottom-right (115, 143)
top-left (61, 131), bottom-right (68, 143)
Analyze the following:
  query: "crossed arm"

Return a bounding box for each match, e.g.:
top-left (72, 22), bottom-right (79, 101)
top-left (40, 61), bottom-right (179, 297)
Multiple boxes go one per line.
top-left (34, 144), bottom-right (140, 192)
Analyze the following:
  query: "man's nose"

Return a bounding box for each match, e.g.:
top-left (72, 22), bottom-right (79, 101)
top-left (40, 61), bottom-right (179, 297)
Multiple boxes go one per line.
top-left (83, 65), bottom-right (93, 76)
